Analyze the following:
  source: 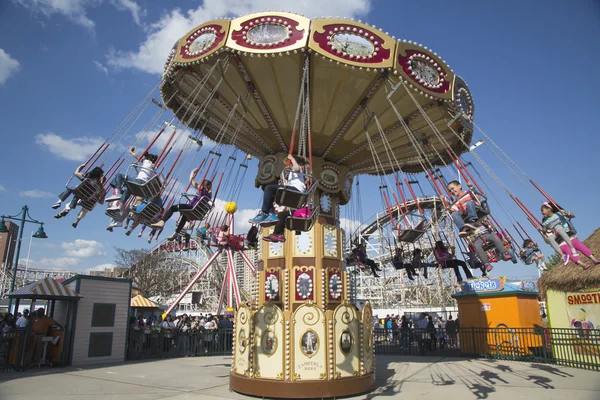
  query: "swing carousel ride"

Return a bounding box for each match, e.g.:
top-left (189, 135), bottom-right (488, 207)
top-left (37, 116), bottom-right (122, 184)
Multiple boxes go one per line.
top-left (53, 11), bottom-right (574, 398)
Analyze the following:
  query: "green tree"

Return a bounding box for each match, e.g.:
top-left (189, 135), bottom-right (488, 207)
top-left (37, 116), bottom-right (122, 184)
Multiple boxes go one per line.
top-left (545, 253), bottom-right (562, 272)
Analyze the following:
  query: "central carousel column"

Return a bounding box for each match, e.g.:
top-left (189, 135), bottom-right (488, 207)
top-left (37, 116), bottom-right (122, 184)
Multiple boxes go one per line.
top-left (230, 153), bottom-right (375, 398)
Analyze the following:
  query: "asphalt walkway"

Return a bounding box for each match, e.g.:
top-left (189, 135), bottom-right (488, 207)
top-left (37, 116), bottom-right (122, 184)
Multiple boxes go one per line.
top-left (0, 356), bottom-right (598, 399)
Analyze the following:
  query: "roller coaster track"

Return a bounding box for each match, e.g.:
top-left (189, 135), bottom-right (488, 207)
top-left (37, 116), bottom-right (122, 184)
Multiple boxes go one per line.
top-left (131, 235), bottom-right (253, 313)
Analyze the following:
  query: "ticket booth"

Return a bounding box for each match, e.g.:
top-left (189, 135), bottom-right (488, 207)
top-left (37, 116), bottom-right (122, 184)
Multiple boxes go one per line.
top-left (8, 277), bottom-right (81, 368)
top-left (452, 278), bottom-right (542, 356)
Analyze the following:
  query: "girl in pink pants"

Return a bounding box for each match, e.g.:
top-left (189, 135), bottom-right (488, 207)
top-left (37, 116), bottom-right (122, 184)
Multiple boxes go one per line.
top-left (558, 237), bottom-right (600, 270)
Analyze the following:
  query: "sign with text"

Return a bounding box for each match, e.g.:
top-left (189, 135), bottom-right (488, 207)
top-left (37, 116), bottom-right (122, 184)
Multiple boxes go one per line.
top-left (520, 281), bottom-right (537, 291)
top-left (566, 290), bottom-right (600, 330)
top-left (462, 278), bottom-right (504, 293)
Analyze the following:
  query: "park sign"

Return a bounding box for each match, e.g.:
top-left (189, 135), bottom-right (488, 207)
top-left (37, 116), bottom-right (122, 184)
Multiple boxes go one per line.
top-left (520, 281), bottom-right (537, 291)
top-left (461, 278), bottom-right (505, 293)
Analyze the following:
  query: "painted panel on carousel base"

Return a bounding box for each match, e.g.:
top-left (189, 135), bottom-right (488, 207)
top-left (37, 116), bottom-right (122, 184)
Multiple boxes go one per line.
top-left (292, 303), bottom-right (327, 381)
top-left (333, 301), bottom-right (360, 378)
top-left (254, 303), bottom-right (285, 380)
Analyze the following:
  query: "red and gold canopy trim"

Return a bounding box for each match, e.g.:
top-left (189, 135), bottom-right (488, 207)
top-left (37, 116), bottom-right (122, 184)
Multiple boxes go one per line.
top-left (394, 41), bottom-right (455, 99)
top-left (175, 20), bottom-right (230, 63)
top-left (309, 19), bottom-right (394, 69)
top-left (227, 12), bottom-right (310, 53)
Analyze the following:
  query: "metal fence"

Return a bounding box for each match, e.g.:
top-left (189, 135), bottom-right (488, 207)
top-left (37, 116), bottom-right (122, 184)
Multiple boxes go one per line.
top-left (372, 327), bottom-right (600, 371)
top-left (2, 326), bottom-right (598, 372)
top-left (0, 330), bottom-right (29, 372)
top-left (126, 328), bottom-right (234, 360)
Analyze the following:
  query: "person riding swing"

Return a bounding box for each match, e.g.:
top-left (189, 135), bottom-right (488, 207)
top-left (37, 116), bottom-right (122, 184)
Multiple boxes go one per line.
top-left (249, 154), bottom-right (307, 225)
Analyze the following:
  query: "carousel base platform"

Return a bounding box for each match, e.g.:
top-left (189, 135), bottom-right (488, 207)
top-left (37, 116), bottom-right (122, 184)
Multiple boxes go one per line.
top-left (229, 372), bottom-right (376, 398)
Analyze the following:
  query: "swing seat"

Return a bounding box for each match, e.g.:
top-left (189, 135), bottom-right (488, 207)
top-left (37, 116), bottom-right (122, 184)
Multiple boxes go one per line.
top-left (123, 164), bottom-right (164, 199)
top-left (105, 208), bottom-right (122, 219)
top-left (458, 193), bottom-right (490, 222)
top-left (482, 241), bottom-right (497, 252)
top-left (70, 178), bottom-right (101, 202)
top-left (275, 178), bottom-right (318, 210)
top-left (285, 206), bottom-right (319, 232)
top-left (397, 221), bottom-right (428, 243)
top-left (79, 197), bottom-right (98, 212)
top-left (179, 194), bottom-right (214, 221)
top-left (134, 203), bottom-right (164, 226)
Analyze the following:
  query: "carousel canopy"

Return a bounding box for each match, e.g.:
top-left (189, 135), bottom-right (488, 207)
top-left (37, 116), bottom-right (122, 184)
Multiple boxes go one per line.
top-left (161, 12), bottom-right (474, 174)
top-left (9, 277), bottom-right (81, 300)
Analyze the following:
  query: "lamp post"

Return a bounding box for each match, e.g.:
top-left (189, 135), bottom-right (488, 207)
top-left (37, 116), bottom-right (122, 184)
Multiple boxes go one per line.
top-left (0, 205), bottom-right (48, 312)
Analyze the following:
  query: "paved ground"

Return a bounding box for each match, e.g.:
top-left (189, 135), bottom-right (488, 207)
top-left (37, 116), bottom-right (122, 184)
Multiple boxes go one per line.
top-left (1, 356), bottom-right (599, 399)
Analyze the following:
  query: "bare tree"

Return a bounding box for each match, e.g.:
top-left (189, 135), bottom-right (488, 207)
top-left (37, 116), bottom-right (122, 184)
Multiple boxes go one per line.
top-left (114, 247), bottom-right (196, 298)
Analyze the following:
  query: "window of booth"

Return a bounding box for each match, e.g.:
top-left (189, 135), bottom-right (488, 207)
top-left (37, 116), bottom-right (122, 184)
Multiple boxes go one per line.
top-left (88, 332), bottom-right (113, 357)
top-left (91, 303), bottom-right (116, 327)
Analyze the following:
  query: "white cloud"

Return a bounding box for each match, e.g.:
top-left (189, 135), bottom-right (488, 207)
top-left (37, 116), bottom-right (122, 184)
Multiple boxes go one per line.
top-left (0, 49), bottom-right (20, 85)
top-left (0, 185), bottom-right (6, 192)
top-left (14, 0), bottom-right (97, 30)
top-left (111, 0), bottom-right (144, 25)
top-left (19, 190), bottom-right (54, 198)
top-left (93, 60), bottom-right (108, 76)
top-left (14, 0), bottom-right (144, 30)
top-left (135, 126), bottom-right (195, 155)
top-left (24, 257), bottom-right (80, 270)
top-left (35, 133), bottom-right (104, 162)
top-left (107, 0), bottom-right (371, 74)
top-left (61, 239), bottom-right (107, 258)
top-left (89, 262), bottom-right (115, 273)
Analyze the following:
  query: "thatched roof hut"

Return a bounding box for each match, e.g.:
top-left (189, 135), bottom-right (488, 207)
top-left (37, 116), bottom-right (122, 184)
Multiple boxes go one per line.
top-left (538, 228), bottom-right (600, 296)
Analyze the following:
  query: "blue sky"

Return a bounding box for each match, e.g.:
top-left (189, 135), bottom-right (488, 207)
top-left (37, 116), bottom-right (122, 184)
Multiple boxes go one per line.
top-left (0, 0), bottom-right (599, 278)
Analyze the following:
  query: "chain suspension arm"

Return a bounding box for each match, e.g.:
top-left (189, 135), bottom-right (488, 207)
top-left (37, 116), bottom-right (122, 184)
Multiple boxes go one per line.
top-left (185, 159), bottom-right (206, 193)
top-left (424, 169), bottom-right (449, 208)
top-left (405, 179), bottom-right (423, 215)
top-left (380, 187), bottom-right (396, 230)
top-left (430, 169), bottom-right (452, 198)
top-left (511, 195), bottom-right (542, 230)
top-left (517, 222), bottom-right (535, 243)
top-left (83, 143), bottom-right (110, 174)
top-left (444, 149), bottom-right (473, 189)
top-left (164, 149), bottom-right (184, 182)
top-left (512, 224), bottom-right (526, 242)
top-left (391, 192), bottom-right (411, 228)
top-left (530, 180), bottom-right (560, 209)
top-left (156, 146), bottom-right (173, 169)
top-left (137, 128), bottom-right (165, 162)
top-left (453, 152), bottom-right (486, 195)
top-left (102, 158), bottom-right (124, 189)
top-left (393, 174), bottom-right (410, 215)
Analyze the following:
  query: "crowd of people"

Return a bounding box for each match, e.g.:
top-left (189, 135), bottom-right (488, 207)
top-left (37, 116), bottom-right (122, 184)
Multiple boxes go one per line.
top-left (374, 313), bottom-right (460, 354)
top-left (0, 308), bottom-right (61, 367)
top-left (127, 312), bottom-right (235, 357)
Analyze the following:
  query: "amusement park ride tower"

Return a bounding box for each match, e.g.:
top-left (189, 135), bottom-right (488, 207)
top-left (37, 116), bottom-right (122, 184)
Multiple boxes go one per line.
top-left (161, 11), bottom-right (474, 398)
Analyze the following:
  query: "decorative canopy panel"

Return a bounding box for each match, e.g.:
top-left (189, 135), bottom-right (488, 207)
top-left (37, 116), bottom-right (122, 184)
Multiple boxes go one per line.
top-left (161, 12), bottom-right (474, 175)
top-left (9, 277), bottom-right (80, 299)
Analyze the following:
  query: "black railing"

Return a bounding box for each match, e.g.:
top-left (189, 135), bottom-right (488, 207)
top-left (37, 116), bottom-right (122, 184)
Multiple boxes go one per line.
top-left (0, 330), bottom-right (29, 372)
top-left (1, 326), bottom-right (593, 373)
top-left (126, 328), bottom-right (234, 360)
top-left (372, 327), bottom-right (600, 371)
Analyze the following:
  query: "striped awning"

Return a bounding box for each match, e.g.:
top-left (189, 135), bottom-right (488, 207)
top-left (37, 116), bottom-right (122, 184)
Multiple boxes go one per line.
top-left (9, 277), bottom-right (80, 299)
top-left (131, 295), bottom-right (159, 308)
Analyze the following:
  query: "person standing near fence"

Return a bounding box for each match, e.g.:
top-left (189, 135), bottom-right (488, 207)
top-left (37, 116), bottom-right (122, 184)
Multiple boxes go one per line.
top-left (416, 313), bottom-right (429, 355)
top-left (400, 315), bottom-right (410, 349)
top-left (446, 315), bottom-right (457, 348)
